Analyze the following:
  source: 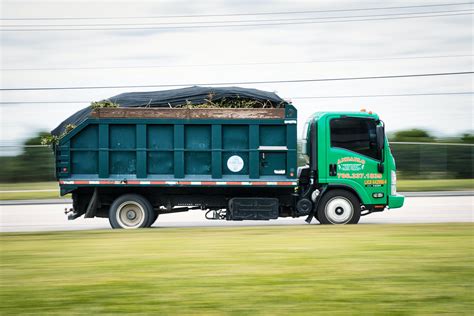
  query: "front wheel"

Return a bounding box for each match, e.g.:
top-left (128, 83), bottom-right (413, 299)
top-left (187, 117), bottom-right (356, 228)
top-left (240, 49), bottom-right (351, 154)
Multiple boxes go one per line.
top-left (317, 190), bottom-right (361, 225)
top-left (109, 194), bottom-right (153, 229)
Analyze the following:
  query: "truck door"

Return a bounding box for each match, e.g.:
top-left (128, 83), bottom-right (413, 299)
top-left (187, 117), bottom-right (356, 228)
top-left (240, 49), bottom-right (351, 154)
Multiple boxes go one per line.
top-left (326, 116), bottom-right (387, 204)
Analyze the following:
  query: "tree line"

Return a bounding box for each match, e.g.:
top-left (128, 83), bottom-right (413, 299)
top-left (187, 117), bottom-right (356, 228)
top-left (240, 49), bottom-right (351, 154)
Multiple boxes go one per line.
top-left (0, 130), bottom-right (472, 183)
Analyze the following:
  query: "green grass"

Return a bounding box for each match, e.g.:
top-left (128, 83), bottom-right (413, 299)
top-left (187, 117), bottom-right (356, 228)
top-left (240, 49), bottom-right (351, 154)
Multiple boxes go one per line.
top-left (398, 179), bottom-right (474, 191)
top-left (0, 179), bottom-right (472, 200)
top-left (1, 224), bottom-right (473, 315)
top-left (0, 191), bottom-right (66, 200)
top-left (0, 182), bottom-right (57, 190)
top-left (0, 182), bottom-right (66, 200)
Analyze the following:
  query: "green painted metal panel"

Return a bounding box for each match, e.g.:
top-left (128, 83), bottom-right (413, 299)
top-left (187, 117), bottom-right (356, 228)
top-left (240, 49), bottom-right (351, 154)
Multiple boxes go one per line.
top-left (260, 125), bottom-right (286, 146)
top-left (222, 125), bottom-right (249, 149)
top-left (185, 125), bottom-right (211, 150)
top-left (56, 141), bottom-right (71, 177)
top-left (148, 152), bottom-right (173, 174)
top-left (221, 125), bottom-right (250, 177)
top-left (260, 152), bottom-right (286, 175)
top-left (98, 124), bottom-right (109, 178)
top-left (249, 125), bottom-right (260, 179)
top-left (174, 125), bottom-right (184, 178)
top-left (286, 123), bottom-right (297, 178)
top-left (185, 125), bottom-right (211, 175)
top-left (136, 124), bottom-right (147, 178)
top-left (185, 152), bottom-right (211, 174)
top-left (148, 125), bottom-right (173, 149)
top-left (110, 124), bottom-right (135, 149)
top-left (58, 112), bottom-right (298, 181)
top-left (72, 151), bottom-right (98, 174)
top-left (108, 124), bottom-right (136, 175)
top-left (147, 125), bottom-right (174, 175)
top-left (318, 117), bottom-right (328, 180)
top-left (211, 125), bottom-right (222, 179)
top-left (110, 151), bottom-right (136, 175)
top-left (71, 125), bottom-right (98, 175)
top-left (71, 125), bottom-right (98, 149)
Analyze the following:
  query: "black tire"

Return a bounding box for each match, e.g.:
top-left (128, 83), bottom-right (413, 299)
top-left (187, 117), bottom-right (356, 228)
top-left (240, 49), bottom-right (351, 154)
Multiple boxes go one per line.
top-left (147, 211), bottom-right (159, 228)
top-left (317, 189), bottom-right (361, 225)
top-left (109, 194), bottom-right (153, 229)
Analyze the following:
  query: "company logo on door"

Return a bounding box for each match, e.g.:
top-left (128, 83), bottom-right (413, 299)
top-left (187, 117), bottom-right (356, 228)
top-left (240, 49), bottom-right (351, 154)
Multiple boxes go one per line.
top-left (337, 157), bottom-right (366, 172)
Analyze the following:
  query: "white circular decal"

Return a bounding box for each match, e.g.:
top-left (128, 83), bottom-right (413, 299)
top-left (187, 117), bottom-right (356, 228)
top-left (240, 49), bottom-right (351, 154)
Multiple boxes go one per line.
top-left (227, 155), bottom-right (244, 173)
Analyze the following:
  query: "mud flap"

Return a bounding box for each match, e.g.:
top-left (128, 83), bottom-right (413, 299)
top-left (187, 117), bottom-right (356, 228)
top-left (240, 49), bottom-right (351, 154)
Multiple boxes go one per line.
top-left (84, 187), bottom-right (99, 218)
top-left (305, 187), bottom-right (326, 224)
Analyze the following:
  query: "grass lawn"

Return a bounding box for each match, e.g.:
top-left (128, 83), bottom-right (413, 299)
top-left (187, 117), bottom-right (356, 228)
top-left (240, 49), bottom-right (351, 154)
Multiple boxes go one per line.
top-left (0, 224), bottom-right (473, 315)
top-left (0, 182), bottom-right (66, 200)
top-left (398, 179), bottom-right (473, 192)
top-left (0, 182), bottom-right (58, 191)
top-left (0, 191), bottom-right (67, 200)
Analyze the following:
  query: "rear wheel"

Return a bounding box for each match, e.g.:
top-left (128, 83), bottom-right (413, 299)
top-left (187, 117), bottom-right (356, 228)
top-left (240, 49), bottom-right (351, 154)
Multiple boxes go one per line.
top-left (317, 189), bottom-right (360, 225)
top-left (109, 194), bottom-right (153, 229)
top-left (147, 211), bottom-right (159, 228)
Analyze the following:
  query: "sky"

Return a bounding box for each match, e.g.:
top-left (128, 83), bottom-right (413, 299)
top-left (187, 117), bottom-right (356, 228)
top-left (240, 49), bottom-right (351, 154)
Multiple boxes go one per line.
top-left (0, 0), bottom-right (473, 150)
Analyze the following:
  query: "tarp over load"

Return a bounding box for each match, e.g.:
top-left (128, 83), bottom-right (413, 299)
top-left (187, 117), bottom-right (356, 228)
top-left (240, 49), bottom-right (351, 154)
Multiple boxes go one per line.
top-left (51, 86), bottom-right (288, 136)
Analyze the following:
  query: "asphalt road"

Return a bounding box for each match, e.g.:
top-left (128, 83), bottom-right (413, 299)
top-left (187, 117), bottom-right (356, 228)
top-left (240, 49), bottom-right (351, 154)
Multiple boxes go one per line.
top-left (1, 195), bottom-right (472, 232)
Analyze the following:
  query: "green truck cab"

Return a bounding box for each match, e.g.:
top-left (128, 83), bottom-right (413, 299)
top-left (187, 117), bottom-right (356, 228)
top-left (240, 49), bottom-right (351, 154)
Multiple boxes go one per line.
top-left (54, 87), bottom-right (403, 229)
top-left (301, 111), bottom-right (404, 223)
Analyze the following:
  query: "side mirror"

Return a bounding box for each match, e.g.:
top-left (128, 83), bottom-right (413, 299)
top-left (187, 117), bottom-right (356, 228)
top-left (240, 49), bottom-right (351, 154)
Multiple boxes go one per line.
top-left (376, 125), bottom-right (385, 150)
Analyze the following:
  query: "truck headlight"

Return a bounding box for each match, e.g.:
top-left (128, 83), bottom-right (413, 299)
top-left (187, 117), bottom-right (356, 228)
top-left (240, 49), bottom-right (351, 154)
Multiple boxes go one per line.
top-left (391, 170), bottom-right (397, 195)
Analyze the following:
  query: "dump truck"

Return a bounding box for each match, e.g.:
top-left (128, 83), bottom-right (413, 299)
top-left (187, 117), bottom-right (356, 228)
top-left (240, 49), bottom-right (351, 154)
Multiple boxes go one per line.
top-left (52, 86), bottom-right (404, 229)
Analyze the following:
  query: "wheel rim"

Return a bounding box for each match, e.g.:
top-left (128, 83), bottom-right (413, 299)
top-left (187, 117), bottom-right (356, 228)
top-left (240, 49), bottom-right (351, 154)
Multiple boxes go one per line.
top-left (116, 201), bottom-right (146, 229)
top-left (325, 197), bottom-right (354, 224)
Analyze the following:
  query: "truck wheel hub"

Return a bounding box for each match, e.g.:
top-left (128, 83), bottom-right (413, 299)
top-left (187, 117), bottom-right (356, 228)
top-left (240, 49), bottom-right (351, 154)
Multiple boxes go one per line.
top-left (116, 201), bottom-right (145, 228)
top-left (126, 210), bottom-right (137, 220)
top-left (325, 197), bottom-right (353, 224)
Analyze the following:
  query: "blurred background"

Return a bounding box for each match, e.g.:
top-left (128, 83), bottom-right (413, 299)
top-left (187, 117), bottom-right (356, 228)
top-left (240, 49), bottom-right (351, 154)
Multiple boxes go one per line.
top-left (0, 130), bottom-right (472, 193)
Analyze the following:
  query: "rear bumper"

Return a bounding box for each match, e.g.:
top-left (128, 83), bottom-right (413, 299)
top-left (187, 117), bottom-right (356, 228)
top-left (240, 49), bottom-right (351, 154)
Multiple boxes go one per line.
top-left (388, 194), bottom-right (405, 209)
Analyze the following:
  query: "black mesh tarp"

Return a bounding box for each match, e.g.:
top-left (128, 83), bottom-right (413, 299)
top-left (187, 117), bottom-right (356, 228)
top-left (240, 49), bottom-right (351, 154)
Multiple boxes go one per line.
top-left (51, 86), bottom-right (287, 136)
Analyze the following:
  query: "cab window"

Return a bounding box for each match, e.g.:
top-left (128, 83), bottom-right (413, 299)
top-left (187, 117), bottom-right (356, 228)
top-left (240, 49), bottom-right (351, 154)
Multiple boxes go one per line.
top-left (330, 117), bottom-right (379, 160)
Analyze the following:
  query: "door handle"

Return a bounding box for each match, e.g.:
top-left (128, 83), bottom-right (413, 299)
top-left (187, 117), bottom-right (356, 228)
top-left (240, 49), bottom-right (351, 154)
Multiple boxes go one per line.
top-left (329, 164), bottom-right (337, 176)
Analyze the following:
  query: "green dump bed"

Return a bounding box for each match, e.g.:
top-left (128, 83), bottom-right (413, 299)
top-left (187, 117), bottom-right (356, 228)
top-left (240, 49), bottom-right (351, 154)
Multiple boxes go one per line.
top-left (56, 105), bottom-right (298, 191)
